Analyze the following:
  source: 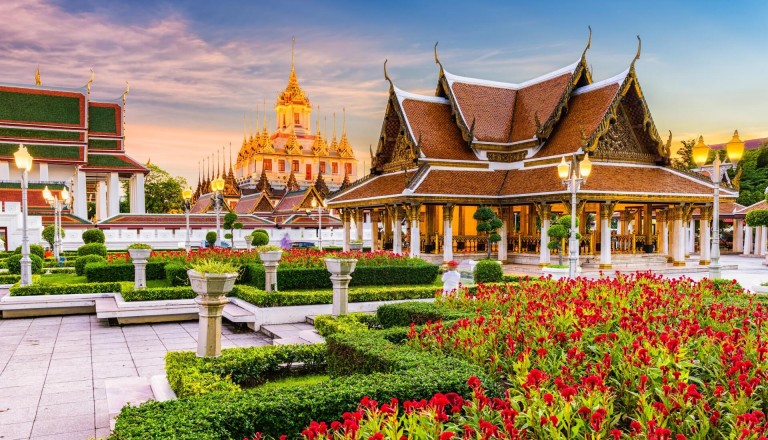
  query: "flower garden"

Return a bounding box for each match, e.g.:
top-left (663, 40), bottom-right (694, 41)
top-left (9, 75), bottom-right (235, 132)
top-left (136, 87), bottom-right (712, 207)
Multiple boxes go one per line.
top-left (104, 273), bottom-right (768, 440)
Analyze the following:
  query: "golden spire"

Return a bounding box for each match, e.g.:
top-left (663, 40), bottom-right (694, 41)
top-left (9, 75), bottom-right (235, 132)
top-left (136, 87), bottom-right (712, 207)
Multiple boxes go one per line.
top-left (329, 112), bottom-right (338, 152)
top-left (337, 107), bottom-right (354, 158)
top-left (35, 65), bottom-right (41, 86)
top-left (263, 98), bottom-right (268, 132)
top-left (291, 36), bottom-right (295, 74)
top-left (311, 105), bottom-right (327, 156)
top-left (255, 104), bottom-right (259, 134)
top-left (243, 113), bottom-right (247, 142)
top-left (86, 68), bottom-right (94, 95)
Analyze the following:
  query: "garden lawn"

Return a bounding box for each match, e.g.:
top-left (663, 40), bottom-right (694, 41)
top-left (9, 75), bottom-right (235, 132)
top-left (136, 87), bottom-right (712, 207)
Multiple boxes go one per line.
top-left (38, 272), bottom-right (171, 288)
top-left (254, 374), bottom-right (330, 391)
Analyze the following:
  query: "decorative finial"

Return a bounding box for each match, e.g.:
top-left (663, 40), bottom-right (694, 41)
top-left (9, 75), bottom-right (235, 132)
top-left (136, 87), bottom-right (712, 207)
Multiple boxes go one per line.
top-left (229, 142), bottom-right (233, 172)
top-left (35, 65), bottom-right (41, 86)
top-left (342, 108), bottom-right (346, 135)
top-left (333, 112), bottom-right (337, 138)
top-left (630, 35), bottom-right (641, 70)
top-left (243, 113), bottom-right (247, 141)
top-left (433, 42), bottom-right (444, 75)
top-left (263, 98), bottom-right (267, 130)
top-left (581, 26), bottom-right (592, 60)
top-left (291, 36), bottom-right (295, 71)
top-left (383, 59), bottom-right (393, 90)
top-left (86, 68), bottom-right (94, 94)
top-left (255, 104), bottom-right (259, 134)
top-left (121, 81), bottom-right (130, 106)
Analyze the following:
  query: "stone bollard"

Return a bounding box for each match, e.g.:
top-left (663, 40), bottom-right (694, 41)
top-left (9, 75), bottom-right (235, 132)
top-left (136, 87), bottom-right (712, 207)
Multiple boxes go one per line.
top-left (258, 249), bottom-right (283, 292)
top-left (128, 248), bottom-right (152, 290)
top-left (188, 269), bottom-right (238, 357)
top-left (324, 258), bottom-right (357, 316)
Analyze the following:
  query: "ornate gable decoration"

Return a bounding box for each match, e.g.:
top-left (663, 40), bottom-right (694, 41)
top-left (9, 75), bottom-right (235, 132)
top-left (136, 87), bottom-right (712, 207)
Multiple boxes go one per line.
top-left (384, 130), bottom-right (419, 172)
top-left (285, 131), bottom-right (301, 155)
top-left (261, 130), bottom-right (274, 153)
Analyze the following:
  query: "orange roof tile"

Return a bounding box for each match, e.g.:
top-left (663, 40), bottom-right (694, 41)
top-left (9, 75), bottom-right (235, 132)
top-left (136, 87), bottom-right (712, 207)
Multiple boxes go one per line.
top-left (450, 83), bottom-right (516, 143)
top-left (331, 172), bottom-right (408, 203)
top-left (510, 73), bottom-right (573, 142)
top-left (400, 98), bottom-right (476, 161)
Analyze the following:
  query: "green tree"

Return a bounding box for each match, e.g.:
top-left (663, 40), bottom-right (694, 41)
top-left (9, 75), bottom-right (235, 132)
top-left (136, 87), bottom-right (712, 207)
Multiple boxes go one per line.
top-left (734, 145), bottom-right (768, 206)
top-left (671, 138), bottom-right (697, 170)
top-left (473, 206), bottom-right (502, 260)
top-left (42, 224), bottom-right (65, 249)
top-left (122, 164), bottom-right (188, 214)
top-left (547, 215), bottom-right (581, 266)
top-left (222, 212), bottom-right (243, 248)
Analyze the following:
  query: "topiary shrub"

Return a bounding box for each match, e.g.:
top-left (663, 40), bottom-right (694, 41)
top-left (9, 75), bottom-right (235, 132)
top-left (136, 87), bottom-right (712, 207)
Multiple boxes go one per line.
top-left (6, 253), bottom-right (43, 275)
top-left (474, 259), bottom-right (503, 283)
top-left (251, 231), bottom-right (269, 247)
top-left (42, 225), bottom-right (65, 249)
top-left (14, 244), bottom-right (45, 259)
top-left (77, 243), bottom-right (107, 257)
top-left (75, 254), bottom-right (106, 276)
top-left (205, 231), bottom-right (217, 247)
top-left (82, 228), bottom-right (106, 244)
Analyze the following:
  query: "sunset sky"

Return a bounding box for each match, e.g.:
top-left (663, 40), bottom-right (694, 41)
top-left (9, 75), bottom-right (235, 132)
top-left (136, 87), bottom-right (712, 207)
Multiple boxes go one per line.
top-left (2, 0), bottom-right (766, 184)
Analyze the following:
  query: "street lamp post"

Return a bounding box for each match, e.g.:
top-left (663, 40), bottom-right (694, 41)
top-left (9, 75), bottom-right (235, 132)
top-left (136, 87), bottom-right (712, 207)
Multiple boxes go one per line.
top-left (692, 131), bottom-right (744, 279)
top-left (14, 145), bottom-right (34, 286)
top-left (210, 175), bottom-right (225, 247)
top-left (43, 185), bottom-right (70, 262)
top-left (311, 198), bottom-right (326, 250)
top-left (182, 187), bottom-right (193, 253)
top-left (557, 153), bottom-right (592, 278)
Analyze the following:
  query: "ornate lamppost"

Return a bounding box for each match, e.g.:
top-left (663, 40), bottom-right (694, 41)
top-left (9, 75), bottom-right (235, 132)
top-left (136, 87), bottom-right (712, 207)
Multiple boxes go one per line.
top-left (43, 185), bottom-right (69, 263)
top-left (210, 175), bottom-right (225, 247)
top-left (182, 187), bottom-right (193, 253)
top-left (692, 131), bottom-right (744, 279)
top-left (14, 145), bottom-right (34, 286)
top-left (557, 153), bottom-right (592, 278)
top-left (311, 197), bottom-right (326, 250)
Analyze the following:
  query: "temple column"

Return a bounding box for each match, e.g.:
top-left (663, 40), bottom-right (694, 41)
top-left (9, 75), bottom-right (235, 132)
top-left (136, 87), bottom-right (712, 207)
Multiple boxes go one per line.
top-left (0, 161), bottom-right (9, 180)
top-left (498, 207), bottom-right (509, 262)
top-left (672, 206), bottom-right (686, 266)
top-left (686, 217), bottom-right (695, 257)
top-left (658, 209), bottom-right (669, 256)
top-left (392, 206), bottom-right (402, 254)
top-left (762, 226), bottom-right (768, 256)
top-left (107, 172), bottom-right (120, 218)
top-left (73, 169), bottom-right (87, 219)
top-left (699, 206), bottom-right (712, 265)
top-left (620, 210), bottom-right (630, 235)
top-left (666, 210), bottom-right (674, 262)
top-left (644, 204), bottom-right (653, 253)
top-left (130, 173), bottom-right (146, 214)
top-left (756, 227), bottom-right (763, 256)
top-left (537, 203), bottom-right (551, 266)
top-left (733, 219), bottom-right (743, 253)
top-left (443, 204), bottom-right (454, 263)
top-left (355, 210), bottom-right (364, 241)
top-left (97, 181), bottom-right (108, 222)
top-left (342, 209), bottom-right (351, 252)
top-left (382, 209), bottom-right (392, 251)
top-left (408, 203), bottom-right (421, 258)
top-left (599, 202), bottom-right (616, 269)
top-left (38, 163), bottom-right (48, 182)
top-left (370, 210), bottom-right (379, 251)
top-left (744, 225), bottom-right (753, 256)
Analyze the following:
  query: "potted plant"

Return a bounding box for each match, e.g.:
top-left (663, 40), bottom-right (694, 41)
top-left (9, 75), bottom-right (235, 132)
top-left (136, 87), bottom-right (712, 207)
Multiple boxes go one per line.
top-left (349, 239), bottom-right (364, 251)
top-left (257, 244), bottom-right (283, 264)
top-left (127, 242), bottom-right (152, 260)
top-left (187, 258), bottom-right (240, 357)
top-left (187, 258), bottom-right (241, 295)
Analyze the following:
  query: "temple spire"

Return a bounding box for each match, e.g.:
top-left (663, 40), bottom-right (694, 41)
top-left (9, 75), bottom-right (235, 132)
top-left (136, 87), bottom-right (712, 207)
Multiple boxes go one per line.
top-left (243, 113), bottom-right (247, 142)
top-left (291, 36), bottom-right (295, 73)
top-left (255, 104), bottom-right (259, 133)
top-left (35, 65), bottom-right (41, 86)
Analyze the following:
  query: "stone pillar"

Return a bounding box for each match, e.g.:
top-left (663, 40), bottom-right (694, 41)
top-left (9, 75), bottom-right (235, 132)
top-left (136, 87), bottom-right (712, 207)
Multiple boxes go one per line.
top-left (686, 218), bottom-right (695, 257)
top-left (443, 204), bottom-right (454, 263)
top-left (672, 207), bottom-right (686, 266)
top-left (325, 258), bottom-right (357, 316)
top-left (355, 210), bottom-right (364, 241)
top-left (189, 271), bottom-right (237, 358)
top-left (342, 209), bottom-right (351, 252)
top-left (498, 207), bottom-right (509, 262)
top-left (73, 169), bottom-right (87, 219)
top-left (108, 172), bottom-right (120, 218)
top-left (744, 225), bottom-right (753, 256)
top-left (370, 210), bottom-right (379, 251)
top-left (599, 202), bottom-right (615, 269)
top-left (130, 173), bottom-right (146, 214)
top-left (699, 206), bottom-right (712, 265)
top-left (38, 162), bottom-right (48, 182)
top-left (756, 227), bottom-right (763, 256)
top-left (537, 203), bottom-right (551, 266)
top-left (129, 249), bottom-right (151, 290)
top-left (667, 210), bottom-right (675, 262)
top-left (733, 219), bottom-right (743, 253)
top-left (408, 204), bottom-right (421, 258)
top-left (97, 181), bottom-right (108, 222)
top-left (392, 206), bottom-right (402, 254)
top-left (658, 210), bottom-right (669, 256)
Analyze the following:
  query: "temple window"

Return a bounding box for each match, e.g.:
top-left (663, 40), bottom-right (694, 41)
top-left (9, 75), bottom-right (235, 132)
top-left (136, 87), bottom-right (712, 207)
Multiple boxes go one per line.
top-left (294, 113), bottom-right (300, 125)
top-left (292, 160), bottom-right (299, 172)
top-left (319, 161), bottom-right (326, 174)
top-left (344, 163), bottom-right (352, 175)
top-left (305, 164), bottom-right (312, 181)
top-left (263, 159), bottom-right (272, 172)
top-left (278, 160), bottom-right (285, 172)
top-left (332, 162), bottom-right (339, 174)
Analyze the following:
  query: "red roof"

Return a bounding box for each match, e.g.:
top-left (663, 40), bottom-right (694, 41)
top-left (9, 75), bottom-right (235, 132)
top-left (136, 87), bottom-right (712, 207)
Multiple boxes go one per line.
top-left (399, 97), bottom-right (477, 161)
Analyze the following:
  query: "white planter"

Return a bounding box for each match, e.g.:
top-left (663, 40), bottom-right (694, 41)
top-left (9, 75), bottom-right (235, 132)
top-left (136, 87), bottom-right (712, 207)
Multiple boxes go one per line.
top-left (128, 248), bottom-right (152, 260)
top-left (324, 258), bottom-right (358, 316)
top-left (324, 258), bottom-right (358, 275)
top-left (187, 269), bottom-right (238, 357)
top-left (541, 266), bottom-right (581, 279)
top-left (259, 250), bottom-right (283, 264)
top-left (349, 243), bottom-right (363, 251)
top-left (187, 270), bottom-right (238, 296)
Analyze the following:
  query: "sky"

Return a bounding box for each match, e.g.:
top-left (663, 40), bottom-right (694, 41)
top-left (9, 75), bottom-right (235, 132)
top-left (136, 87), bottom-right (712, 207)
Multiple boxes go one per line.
top-left (1, 0), bottom-right (766, 184)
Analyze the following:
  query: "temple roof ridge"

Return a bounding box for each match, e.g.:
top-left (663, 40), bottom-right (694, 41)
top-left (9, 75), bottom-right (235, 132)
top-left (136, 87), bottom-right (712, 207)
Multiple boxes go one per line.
top-left (442, 58), bottom-right (581, 91)
top-left (393, 85), bottom-right (450, 104)
top-left (572, 68), bottom-right (630, 95)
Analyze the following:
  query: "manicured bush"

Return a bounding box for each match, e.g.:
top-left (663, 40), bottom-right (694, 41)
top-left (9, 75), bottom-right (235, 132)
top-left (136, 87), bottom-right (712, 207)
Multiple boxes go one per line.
top-left (10, 282), bottom-right (120, 296)
top-left (77, 243), bottom-right (107, 257)
top-left (246, 263), bottom-right (438, 290)
top-left (474, 259), bottom-right (503, 283)
top-left (6, 253), bottom-right (43, 275)
top-left (376, 301), bottom-right (471, 328)
top-left (313, 313), bottom-right (371, 337)
top-left (205, 231), bottom-right (216, 247)
top-left (251, 231), bottom-right (269, 247)
top-left (82, 228), bottom-right (105, 244)
top-left (13, 244), bottom-right (45, 259)
top-left (84, 262), bottom-right (165, 282)
top-left (121, 286), bottom-right (196, 302)
top-left (165, 262), bottom-right (190, 286)
top-left (75, 254), bottom-right (105, 276)
top-left (0, 274), bottom-right (21, 284)
top-left (231, 284), bottom-right (437, 308)
top-left (42, 224), bottom-right (65, 248)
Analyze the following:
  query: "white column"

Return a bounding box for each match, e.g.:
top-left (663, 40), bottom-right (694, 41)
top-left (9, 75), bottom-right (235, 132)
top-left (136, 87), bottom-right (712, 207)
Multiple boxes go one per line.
top-left (97, 181), bottom-right (108, 222)
top-left (733, 219), bottom-right (743, 253)
top-left (762, 226), bottom-right (768, 256)
top-left (686, 219), bottom-right (695, 256)
top-left (498, 207), bottom-right (508, 262)
top-left (356, 210), bottom-right (364, 241)
top-left (699, 208), bottom-right (711, 265)
top-left (599, 204), bottom-right (613, 269)
top-left (107, 172), bottom-right (120, 218)
top-left (409, 205), bottom-right (421, 258)
top-left (38, 163), bottom-right (48, 182)
top-left (673, 208), bottom-right (685, 266)
top-left (660, 211), bottom-right (669, 256)
top-left (0, 161), bottom-right (9, 180)
top-left (539, 204), bottom-right (551, 266)
top-left (131, 173), bottom-right (146, 214)
top-left (73, 169), bottom-right (87, 219)
top-left (443, 204), bottom-right (454, 263)
top-left (756, 227), bottom-right (763, 256)
top-left (342, 210), bottom-right (351, 252)
top-left (744, 225), bottom-right (753, 256)
top-left (392, 207), bottom-right (402, 254)
top-left (370, 211), bottom-right (379, 251)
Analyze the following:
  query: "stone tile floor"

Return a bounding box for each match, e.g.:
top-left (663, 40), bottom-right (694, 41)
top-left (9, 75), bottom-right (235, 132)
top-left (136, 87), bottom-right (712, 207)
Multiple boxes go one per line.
top-left (0, 316), bottom-right (271, 440)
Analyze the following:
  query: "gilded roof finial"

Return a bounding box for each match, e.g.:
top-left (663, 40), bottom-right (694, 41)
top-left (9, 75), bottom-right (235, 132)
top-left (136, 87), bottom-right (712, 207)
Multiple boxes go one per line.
top-left (434, 42), bottom-right (444, 75)
top-left (243, 113), bottom-right (247, 142)
top-left (35, 65), bottom-right (41, 86)
top-left (383, 59), bottom-right (393, 91)
top-left (263, 98), bottom-right (267, 131)
top-left (229, 142), bottom-right (233, 173)
top-left (581, 26), bottom-right (592, 60)
top-left (630, 35), bottom-right (641, 71)
top-left (255, 104), bottom-right (259, 135)
top-left (86, 68), bottom-right (94, 95)
top-left (291, 35), bottom-right (295, 73)
top-left (342, 107), bottom-right (346, 135)
top-left (121, 81), bottom-right (130, 106)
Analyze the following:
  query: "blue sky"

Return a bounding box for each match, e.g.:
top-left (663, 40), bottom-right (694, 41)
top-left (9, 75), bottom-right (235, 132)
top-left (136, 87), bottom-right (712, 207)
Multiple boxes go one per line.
top-left (3, 0), bottom-right (767, 183)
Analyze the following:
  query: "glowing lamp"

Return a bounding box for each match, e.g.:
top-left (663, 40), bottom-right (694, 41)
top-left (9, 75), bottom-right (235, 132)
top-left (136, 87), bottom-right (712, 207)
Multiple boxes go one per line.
top-left (182, 187), bottom-right (193, 201)
top-left (692, 136), bottom-right (709, 167)
top-left (14, 144), bottom-right (33, 172)
top-left (61, 187), bottom-right (70, 203)
top-left (42, 185), bottom-right (52, 202)
top-left (579, 154), bottom-right (592, 179)
top-left (311, 198), bottom-right (317, 209)
top-left (557, 156), bottom-right (570, 180)
top-left (211, 175), bottom-right (225, 192)
top-left (725, 130), bottom-right (745, 164)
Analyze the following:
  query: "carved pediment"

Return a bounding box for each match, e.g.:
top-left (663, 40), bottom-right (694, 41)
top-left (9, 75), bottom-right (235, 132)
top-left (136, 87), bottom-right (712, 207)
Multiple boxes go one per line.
top-left (592, 105), bottom-right (656, 163)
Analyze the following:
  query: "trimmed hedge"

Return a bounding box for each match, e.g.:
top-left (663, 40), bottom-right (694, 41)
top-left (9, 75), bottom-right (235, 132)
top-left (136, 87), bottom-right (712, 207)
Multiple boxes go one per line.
top-left (10, 282), bottom-right (121, 296)
top-left (6, 253), bottom-right (44, 274)
top-left (313, 313), bottom-right (372, 337)
top-left (232, 284), bottom-right (438, 308)
top-left (121, 286), bottom-right (196, 302)
top-left (0, 274), bottom-right (21, 284)
top-left (376, 301), bottom-right (473, 328)
top-left (75, 254), bottom-right (105, 276)
top-left (82, 228), bottom-right (106, 244)
top-left (78, 243), bottom-right (107, 257)
top-left (474, 259), bottom-right (503, 283)
top-left (13, 244), bottom-right (45, 259)
top-left (246, 263), bottom-right (439, 290)
top-left (84, 262), bottom-right (166, 283)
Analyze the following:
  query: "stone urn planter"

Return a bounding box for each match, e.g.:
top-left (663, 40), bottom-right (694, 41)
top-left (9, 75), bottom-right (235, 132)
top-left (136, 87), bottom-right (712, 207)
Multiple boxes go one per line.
top-left (188, 269), bottom-right (238, 357)
top-left (541, 265), bottom-right (580, 280)
top-left (128, 248), bottom-right (151, 260)
top-left (324, 258), bottom-right (357, 316)
top-left (258, 249), bottom-right (283, 292)
top-left (349, 241), bottom-right (364, 251)
top-left (128, 248), bottom-right (152, 289)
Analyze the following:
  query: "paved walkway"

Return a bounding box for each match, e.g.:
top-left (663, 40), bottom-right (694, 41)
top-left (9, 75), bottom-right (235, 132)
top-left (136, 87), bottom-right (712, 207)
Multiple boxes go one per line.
top-left (0, 317), bottom-right (270, 440)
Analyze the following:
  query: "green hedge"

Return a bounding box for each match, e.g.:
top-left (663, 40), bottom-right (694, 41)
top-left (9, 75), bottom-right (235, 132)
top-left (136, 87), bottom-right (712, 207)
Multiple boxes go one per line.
top-left (78, 242), bottom-right (107, 257)
top-left (246, 263), bottom-right (438, 290)
top-left (75, 255), bottom-right (105, 276)
top-left (474, 259), bottom-right (503, 283)
top-left (84, 262), bottom-right (165, 283)
top-left (232, 284), bottom-right (437, 308)
top-left (10, 282), bottom-right (121, 296)
top-left (0, 274), bottom-right (21, 284)
top-left (166, 344), bottom-right (327, 399)
top-left (6, 253), bottom-right (43, 275)
top-left (376, 301), bottom-right (473, 328)
top-left (313, 313), bottom-right (372, 337)
top-left (121, 286), bottom-right (196, 302)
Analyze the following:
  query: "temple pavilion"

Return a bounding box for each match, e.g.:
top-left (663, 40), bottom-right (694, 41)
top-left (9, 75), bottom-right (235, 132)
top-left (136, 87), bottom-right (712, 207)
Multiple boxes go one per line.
top-left (326, 35), bottom-right (738, 268)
